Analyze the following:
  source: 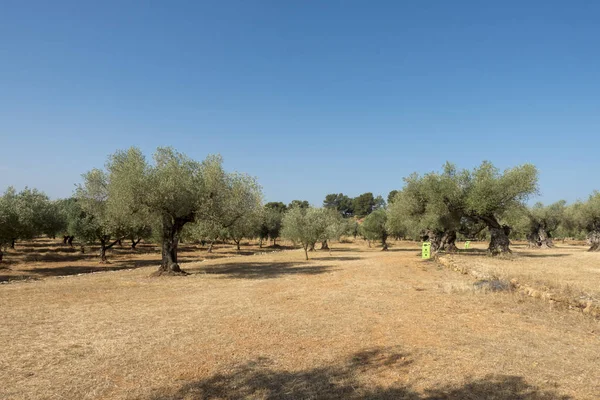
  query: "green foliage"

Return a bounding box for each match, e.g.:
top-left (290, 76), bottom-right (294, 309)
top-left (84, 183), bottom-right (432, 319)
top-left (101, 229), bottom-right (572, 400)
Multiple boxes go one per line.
top-left (359, 209), bottom-right (388, 248)
top-left (566, 191), bottom-right (600, 235)
top-left (264, 202), bottom-right (287, 213)
top-left (386, 168), bottom-right (461, 240)
top-left (288, 200), bottom-right (310, 210)
top-left (387, 190), bottom-right (399, 205)
top-left (281, 207), bottom-right (333, 258)
top-left (323, 193), bottom-right (354, 217)
top-left (352, 192), bottom-right (376, 217)
top-left (0, 186), bottom-right (60, 247)
top-left (462, 161), bottom-right (539, 219)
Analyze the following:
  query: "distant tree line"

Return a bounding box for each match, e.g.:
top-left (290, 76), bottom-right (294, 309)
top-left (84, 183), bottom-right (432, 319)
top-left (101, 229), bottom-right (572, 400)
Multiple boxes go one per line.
top-left (1, 152), bottom-right (599, 268)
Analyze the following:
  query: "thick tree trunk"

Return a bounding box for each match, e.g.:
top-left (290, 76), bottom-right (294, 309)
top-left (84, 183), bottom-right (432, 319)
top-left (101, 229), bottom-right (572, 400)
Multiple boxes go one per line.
top-left (588, 231), bottom-right (600, 252)
top-left (445, 232), bottom-right (457, 252)
top-left (131, 238), bottom-right (141, 250)
top-left (67, 236), bottom-right (74, 247)
top-left (156, 218), bottom-right (189, 275)
top-left (63, 236), bottom-right (68, 244)
top-left (527, 226), bottom-right (554, 249)
top-left (381, 233), bottom-right (389, 251)
top-left (10, 238), bottom-right (15, 249)
top-left (235, 240), bottom-right (241, 251)
top-left (321, 240), bottom-right (329, 250)
top-left (259, 238), bottom-right (263, 248)
top-left (424, 230), bottom-right (443, 253)
top-left (117, 239), bottom-right (122, 247)
top-left (488, 224), bottom-right (512, 255)
top-left (538, 227), bottom-right (553, 248)
top-left (434, 230), bottom-right (458, 253)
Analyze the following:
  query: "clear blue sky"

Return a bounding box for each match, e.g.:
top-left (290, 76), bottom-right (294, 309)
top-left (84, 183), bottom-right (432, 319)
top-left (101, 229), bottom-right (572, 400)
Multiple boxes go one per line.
top-left (1, 1), bottom-right (598, 205)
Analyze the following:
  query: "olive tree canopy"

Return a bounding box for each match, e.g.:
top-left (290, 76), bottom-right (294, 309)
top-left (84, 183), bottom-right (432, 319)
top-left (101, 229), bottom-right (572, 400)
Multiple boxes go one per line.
top-left (281, 207), bottom-right (333, 260)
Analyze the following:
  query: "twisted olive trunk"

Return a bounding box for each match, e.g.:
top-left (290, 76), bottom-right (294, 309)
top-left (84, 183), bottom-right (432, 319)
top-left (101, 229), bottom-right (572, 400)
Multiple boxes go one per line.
top-left (488, 225), bottom-right (511, 255)
top-left (440, 231), bottom-right (458, 252)
top-left (527, 225), bottom-right (554, 249)
top-left (99, 236), bottom-right (122, 263)
top-left (321, 240), bottom-right (329, 250)
top-left (158, 218), bottom-right (186, 274)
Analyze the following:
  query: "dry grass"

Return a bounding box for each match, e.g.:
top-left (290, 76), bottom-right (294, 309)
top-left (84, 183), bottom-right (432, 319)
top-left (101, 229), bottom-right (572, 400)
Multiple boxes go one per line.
top-left (0, 238), bottom-right (281, 282)
top-left (1, 239), bottom-right (599, 399)
top-left (441, 241), bottom-right (600, 315)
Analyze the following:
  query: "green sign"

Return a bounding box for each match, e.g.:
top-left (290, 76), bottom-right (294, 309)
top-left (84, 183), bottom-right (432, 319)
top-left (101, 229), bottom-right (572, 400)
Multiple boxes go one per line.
top-left (464, 241), bottom-right (471, 249)
top-left (422, 242), bottom-right (431, 259)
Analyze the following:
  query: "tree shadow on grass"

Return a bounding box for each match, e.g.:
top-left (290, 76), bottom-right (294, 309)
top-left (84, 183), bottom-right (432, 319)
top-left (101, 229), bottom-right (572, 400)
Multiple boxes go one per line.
top-left (151, 346), bottom-right (569, 400)
top-left (191, 261), bottom-right (335, 279)
top-left (307, 256), bottom-right (362, 261)
top-left (27, 264), bottom-right (135, 277)
top-left (388, 248), bottom-right (423, 252)
top-left (518, 253), bottom-right (571, 258)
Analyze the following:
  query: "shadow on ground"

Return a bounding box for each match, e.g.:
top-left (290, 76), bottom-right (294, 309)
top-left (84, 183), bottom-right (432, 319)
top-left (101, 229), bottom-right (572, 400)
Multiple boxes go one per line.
top-left (307, 256), bottom-right (362, 261)
top-left (192, 261), bottom-right (335, 279)
top-left (151, 346), bottom-right (569, 400)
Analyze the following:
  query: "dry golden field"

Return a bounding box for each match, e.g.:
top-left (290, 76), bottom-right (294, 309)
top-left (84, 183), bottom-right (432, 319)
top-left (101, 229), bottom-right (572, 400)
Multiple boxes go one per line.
top-left (1, 239), bottom-right (599, 399)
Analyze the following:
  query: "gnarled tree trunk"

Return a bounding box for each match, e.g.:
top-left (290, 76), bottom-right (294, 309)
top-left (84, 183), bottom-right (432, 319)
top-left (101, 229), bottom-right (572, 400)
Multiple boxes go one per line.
top-left (63, 236), bottom-right (69, 244)
top-left (321, 240), bottom-right (329, 250)
top-left (423, 230), bottom-right (443, 253)
top-left (155, 216), bottom-right (190, 276)
top-left (440, 230), bottom-right (458, 253)
top-left (588, 231), bottom-right (600, 252)
top-left (527, 225), bottom-right (554, 249)
top-left (488, 225), bottom-right (512, 255)
top-left (235, 240), bottom-right (241, 251)
top-left (67, 236), bottom-right (74, 247)
top-left (99, 236), bottom-right (122, 263)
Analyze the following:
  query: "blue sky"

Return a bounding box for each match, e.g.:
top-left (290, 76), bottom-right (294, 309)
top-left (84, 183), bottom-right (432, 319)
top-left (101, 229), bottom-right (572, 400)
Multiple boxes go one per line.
top-left (1, 1), bottom-right (598, 205)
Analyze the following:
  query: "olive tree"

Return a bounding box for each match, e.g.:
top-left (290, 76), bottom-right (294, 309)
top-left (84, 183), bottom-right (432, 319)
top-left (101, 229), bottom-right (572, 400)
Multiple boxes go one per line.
top-left (387, 162), bottom-right (537, 255)
top-left (568, 192), bottom-right (600, 251)
top-left (386, 167), bottom-right (462, 253)
top-left (360, 209), bottom-right (389, 250)
top-left (127, 148), bottom-right (224, 274)
top-left (460, 162), bottom-right (538, 254)
top-left (259, 202), bottom-right (287, 246)
top-left (281, 207), bottom-right (332, 260)
top-left (75, 169), bottom-right (125, 262)
top-left (0, 187), bottom-right (56, 262)
top-left (202, 173), bottom-right (263, 251)
top-left (523, 201), bottom-right (566, 248)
